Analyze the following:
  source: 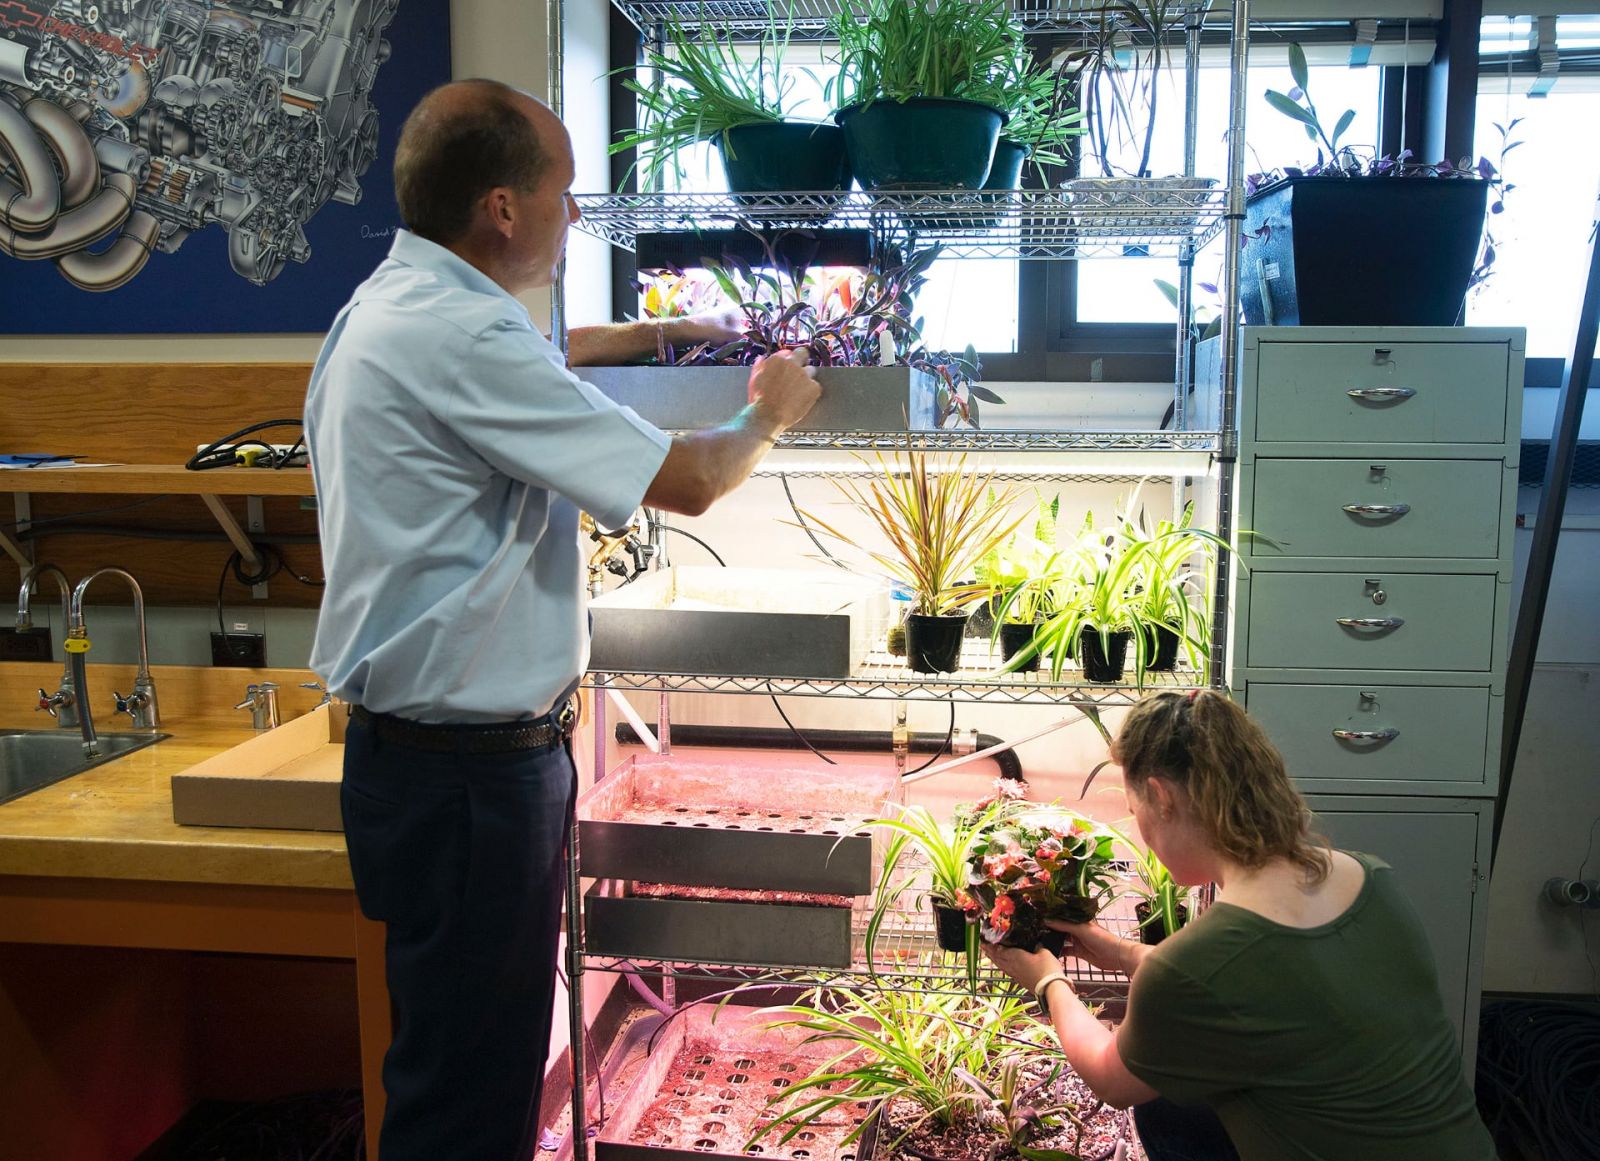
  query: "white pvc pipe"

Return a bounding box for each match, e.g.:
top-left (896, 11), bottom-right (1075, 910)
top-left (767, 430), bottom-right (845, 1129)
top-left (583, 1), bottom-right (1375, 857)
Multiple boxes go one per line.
top-left (606, 687), bottom-right (660, 754)
top-left (901, 706), bottom-right (1096, 786)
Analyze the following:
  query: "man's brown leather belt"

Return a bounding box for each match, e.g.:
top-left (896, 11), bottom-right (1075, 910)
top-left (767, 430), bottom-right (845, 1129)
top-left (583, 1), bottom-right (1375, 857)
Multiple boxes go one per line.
top-left (350, 699), bottom-right (577, 755)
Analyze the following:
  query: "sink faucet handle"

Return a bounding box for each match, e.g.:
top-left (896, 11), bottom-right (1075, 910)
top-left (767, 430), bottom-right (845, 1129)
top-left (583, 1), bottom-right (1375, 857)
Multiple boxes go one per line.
top-left (113, 689), bottom-right (146, 719)
top-left (299, 680), bottom-right (333, 707)
top-left (235, 682), bottom-right (280, 730)
top-left (38, 687), bottom-right (61, 717)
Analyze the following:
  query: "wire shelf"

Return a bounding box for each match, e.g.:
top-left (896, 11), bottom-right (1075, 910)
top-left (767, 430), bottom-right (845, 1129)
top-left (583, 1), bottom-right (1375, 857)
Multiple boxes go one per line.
top-left (582, 874), bottom-right (1159, 1002)
top-left (588, 645), bottom-right (1202, 707)
top-left (612, 0), bottom-right (1232, 37)
top-left (572, 184), bottom-right (1226, 262)
top-left (766, 429), bottom-right (1218, 453)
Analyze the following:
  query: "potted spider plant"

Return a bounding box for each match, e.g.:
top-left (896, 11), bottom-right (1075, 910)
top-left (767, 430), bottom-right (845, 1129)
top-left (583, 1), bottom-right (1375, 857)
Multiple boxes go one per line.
top-left (1121, 498), bottom-right (1230, 674)
top-left (1023, 511), bottom-right (1152, 684)
top-left (1111, 824), bottom-right (1193, 945)
top-left (1243, 43), bottom-right (1494, 326)
top-left (797, 451), bottom-right (1027, 672)
top-left (827, 0), bottom-right (1014, 191)
top-left (978, 494), bottom-right (1066, 673)
top-left (863, 782), bottom-right (1025, 987)
top-left (610, 15), bottom-right (850, 199)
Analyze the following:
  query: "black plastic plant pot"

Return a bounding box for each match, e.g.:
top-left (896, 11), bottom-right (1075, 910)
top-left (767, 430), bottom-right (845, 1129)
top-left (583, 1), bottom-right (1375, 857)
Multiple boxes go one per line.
top-left (905, 613), bottom-right (969, 673)
top-left (1241, 176), bottom-right (1489, 327)
top-left (717, 121), bottom-right (851, 197)
top-left (1136, 901), bottom-right (1190, 946)
top-left (1077, 629), bottom-right (1130, 683)
top-left (975, 137), bottom-right (1029, 227)
top-left (999, 621), bottom-right (1041, 672)
top-left (835, 97), bottom-right (1003, 192)
top-left (1146, 623), bottom-right (1181, 673)
top-left (933, 903), bottom-right (969, 952)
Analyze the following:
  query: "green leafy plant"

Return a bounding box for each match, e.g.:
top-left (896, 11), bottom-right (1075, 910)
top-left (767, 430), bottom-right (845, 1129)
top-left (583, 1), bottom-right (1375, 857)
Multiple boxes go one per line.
top-left (609, 14), bottom-right (800, 188)
top-left (827, 0), bottom-right (1017, 111)
top-left (1122, 831), bottom-right (1192, 941)
top-left (863, 778), bottom-right (1030, 988)
top-left (964, 808), bottom-right (1119, 948)
top-left (797, 451), bottom-right (1029, 617)
top-left (751, 981), bottom-right (1061, 1153)
top-left (979, 493), bottom-right (1066, 629)
top-left (968, 32), bottom-right (1085, 173)
top-left (1120, 496), bottom-right (1232, 673)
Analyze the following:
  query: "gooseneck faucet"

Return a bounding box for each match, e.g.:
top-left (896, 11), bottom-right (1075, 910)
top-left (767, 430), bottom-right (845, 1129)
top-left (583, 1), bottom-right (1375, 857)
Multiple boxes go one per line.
top-left (67, 568), bottom-right (161, 756)
top-left (17, 562), bottom-right (79, 728)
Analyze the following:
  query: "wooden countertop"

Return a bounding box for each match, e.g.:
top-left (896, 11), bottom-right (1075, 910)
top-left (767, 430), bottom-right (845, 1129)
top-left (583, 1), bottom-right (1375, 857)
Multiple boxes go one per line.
top-left (5, 464), bottom-right (314, 495)
top-left (0, 663), bottom-right (350, 891)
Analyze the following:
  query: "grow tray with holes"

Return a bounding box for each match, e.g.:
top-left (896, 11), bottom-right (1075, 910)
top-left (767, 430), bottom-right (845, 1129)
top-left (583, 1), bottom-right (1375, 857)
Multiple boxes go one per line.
top-left (589, 567), bottom-right (889, 681)
top-left (596, 1003), bottom-right (877, 1161)
top-left (578, 754), bottom-right (903, 895)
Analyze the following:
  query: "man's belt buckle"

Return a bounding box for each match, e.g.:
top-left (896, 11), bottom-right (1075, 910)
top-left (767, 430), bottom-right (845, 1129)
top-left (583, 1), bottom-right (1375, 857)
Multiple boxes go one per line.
top-left (556, 698), bottom-right (578, 737)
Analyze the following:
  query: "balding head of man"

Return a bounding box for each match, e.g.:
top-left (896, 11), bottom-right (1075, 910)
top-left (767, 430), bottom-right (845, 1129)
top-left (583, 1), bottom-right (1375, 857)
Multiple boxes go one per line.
top-left (393, 79), bottom-right (580, 294)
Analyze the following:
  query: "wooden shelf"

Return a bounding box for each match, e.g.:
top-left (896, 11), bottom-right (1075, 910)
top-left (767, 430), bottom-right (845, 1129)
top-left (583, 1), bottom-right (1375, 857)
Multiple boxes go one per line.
top-left (4, 465), bottom-right (314, 496)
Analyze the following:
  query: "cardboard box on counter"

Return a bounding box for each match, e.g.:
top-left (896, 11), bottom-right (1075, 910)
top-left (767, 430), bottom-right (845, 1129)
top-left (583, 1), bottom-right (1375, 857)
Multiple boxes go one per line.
top-left (171, 703), bottom-right (345, 831)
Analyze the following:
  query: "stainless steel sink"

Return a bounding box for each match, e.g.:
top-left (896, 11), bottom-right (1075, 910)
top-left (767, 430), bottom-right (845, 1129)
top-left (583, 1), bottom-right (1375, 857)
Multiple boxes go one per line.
top-left (0, 729), bottom-right (170, 806)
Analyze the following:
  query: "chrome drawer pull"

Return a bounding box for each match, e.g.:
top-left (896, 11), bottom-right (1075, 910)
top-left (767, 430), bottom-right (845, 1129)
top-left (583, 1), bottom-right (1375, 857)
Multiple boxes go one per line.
top-left (1342, 502), bottom-right (1412, 518)
top-left (1335, 616), bottom-right (1406, 631)
top-left (1332, 727), bottom-right (1400, 743)
top-left (1346, 387), bottom-right (1417, 401)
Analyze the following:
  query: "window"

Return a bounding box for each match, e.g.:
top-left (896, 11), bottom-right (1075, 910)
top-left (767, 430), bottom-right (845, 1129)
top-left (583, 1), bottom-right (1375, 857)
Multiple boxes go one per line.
top-left (1075, 58), bottom-right (1383, 326)
top-left (1468, 16), bottom-right (1600, 358)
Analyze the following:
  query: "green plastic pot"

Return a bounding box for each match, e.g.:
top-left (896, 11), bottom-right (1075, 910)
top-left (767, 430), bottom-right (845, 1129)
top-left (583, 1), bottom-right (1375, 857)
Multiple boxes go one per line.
top-left (835, 97), bottom-right (1004, 191)
top-left (716, 121), bottom-right (851, 195)
top-left (925, 137), bottom-right (1030, 232)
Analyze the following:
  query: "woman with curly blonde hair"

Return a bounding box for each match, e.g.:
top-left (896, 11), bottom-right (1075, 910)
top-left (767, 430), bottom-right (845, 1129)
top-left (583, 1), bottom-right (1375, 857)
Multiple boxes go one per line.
top-left (986, 690), bottom-right (1494, 1161)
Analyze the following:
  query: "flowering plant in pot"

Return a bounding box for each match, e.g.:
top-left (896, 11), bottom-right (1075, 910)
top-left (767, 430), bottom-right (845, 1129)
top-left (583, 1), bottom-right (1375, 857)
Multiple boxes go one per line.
top-left (826, 0), bottom-right (1015, 191)
top-left (1242, 43), bottom-right (1496, 327)
top-left (609, 15), bottom-right (849, 198)
top-left (964, 808), bottom-right (1119, 952)
top-left (797, 451), bottom-right (1027, 672)
top-left (863, 778), bottom-right (1029, 987)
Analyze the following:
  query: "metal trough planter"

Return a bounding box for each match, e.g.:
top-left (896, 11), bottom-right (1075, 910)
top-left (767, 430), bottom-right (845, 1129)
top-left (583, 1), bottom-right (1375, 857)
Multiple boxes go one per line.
top-left (595, 1003), bottom-right (877, 1161)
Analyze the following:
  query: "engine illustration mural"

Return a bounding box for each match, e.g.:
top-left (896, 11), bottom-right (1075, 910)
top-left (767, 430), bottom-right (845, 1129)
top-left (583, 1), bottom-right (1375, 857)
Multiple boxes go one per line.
top-left (0, 1), bottom-right (445, 330)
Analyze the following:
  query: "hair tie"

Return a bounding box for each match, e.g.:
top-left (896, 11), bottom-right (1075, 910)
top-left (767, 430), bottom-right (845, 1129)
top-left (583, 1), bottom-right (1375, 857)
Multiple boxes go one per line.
top-left (1186, 689), bottom-right (1200, 703)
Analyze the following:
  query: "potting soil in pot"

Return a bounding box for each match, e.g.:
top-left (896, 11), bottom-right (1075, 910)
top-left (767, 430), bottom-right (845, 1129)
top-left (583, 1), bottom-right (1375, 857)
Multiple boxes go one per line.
top-left (628, 1035), bottom-right (875, 1159)
top-left (874, 1070), bottom-right (1135, 1161)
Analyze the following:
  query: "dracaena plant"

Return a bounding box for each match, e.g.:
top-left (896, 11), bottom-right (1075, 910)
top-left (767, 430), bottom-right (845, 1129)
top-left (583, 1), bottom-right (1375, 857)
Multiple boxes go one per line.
top-left (797, 450), bottom-right (1029, 617)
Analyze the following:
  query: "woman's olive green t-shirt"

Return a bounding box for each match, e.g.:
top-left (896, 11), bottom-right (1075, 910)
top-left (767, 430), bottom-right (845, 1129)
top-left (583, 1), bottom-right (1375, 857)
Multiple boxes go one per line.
top-left (1116, 851), bottom-right (1496, 1161)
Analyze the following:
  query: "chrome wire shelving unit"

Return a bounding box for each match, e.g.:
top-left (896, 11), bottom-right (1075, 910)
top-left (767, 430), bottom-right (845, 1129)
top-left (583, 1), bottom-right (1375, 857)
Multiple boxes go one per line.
top-left (573, 183), bottom-right (1225, 262)
top-left (553, 0), bottom-right (1254, 1151)
top-left (586, 654), bottom-right (1200, 708)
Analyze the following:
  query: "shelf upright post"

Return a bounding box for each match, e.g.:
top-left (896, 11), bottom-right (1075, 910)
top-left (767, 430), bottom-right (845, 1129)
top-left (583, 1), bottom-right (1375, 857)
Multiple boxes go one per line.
top-left (1209, 0), bottom-right (1249, 691)
top-left (1173, 1), bottom-right (1207, 438)
top-left (548, 0), bottom-right (568, 349)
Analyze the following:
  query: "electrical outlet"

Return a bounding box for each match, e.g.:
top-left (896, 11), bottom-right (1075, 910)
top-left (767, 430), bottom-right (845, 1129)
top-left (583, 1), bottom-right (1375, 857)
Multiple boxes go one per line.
top-left (0, 626), bottom-right (53, 662)
top-left (193, 442), bottom-right (308, 468)
top-left (211, 632), bottom-right (267, 668)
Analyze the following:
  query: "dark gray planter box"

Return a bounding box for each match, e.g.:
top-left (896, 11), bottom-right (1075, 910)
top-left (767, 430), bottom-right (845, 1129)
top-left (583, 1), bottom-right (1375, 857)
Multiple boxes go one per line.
top-left (585, 885), bottom-right (854, 969)
top-left (577, 753), bottom-right (903, 894)
top-left (574, 364), bottom-right (948, 432)
top-left (589, 566), bottom-right (888, 680)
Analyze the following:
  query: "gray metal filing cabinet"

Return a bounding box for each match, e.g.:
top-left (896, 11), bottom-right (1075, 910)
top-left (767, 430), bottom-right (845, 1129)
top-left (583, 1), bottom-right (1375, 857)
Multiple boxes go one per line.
top-left (1224, 325), bottom-right (1525, 1073)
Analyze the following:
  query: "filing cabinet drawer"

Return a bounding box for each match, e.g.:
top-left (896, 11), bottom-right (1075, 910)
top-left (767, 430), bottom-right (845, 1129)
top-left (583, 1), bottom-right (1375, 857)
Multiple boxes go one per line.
top-left (1246, 572), bottom-right (1497, 671)
top-left (1246, 683), bottom-right (1491, 788)
top-left (1254, 341), bottom-right (1509, 445)
top-left (1250, 459), bottom-right (1505, 559)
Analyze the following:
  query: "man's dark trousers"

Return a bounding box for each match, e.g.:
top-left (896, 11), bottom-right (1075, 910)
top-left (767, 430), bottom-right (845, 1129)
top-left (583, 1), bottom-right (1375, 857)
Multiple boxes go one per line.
top-left (341, 713), bottom-right (576, 1161)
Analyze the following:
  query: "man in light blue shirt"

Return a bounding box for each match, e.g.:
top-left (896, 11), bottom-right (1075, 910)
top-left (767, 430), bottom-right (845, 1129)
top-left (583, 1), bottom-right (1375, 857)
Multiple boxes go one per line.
top-left (304, 79), bottom-right (818, 1161)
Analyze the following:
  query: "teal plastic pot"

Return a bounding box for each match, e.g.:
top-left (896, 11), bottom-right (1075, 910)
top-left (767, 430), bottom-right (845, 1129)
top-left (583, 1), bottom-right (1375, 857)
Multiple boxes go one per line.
top-left (924, 137), bottom-right (1030, 231)
top-left (716, 121), bottom-right (851, 195)
top-left (835, 97), bottom-right (1004, 191)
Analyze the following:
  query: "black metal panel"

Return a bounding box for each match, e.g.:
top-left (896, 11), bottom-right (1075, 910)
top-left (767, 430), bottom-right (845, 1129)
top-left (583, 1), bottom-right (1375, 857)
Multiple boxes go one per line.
top-left (635, 228), bottom-right (875, 272)
top-left (585, 890), bottom-right (853, 968)
top-left (579, 819), bottom-right (873, 894)
top-left (1519, 441), bottom-right (1600, 489)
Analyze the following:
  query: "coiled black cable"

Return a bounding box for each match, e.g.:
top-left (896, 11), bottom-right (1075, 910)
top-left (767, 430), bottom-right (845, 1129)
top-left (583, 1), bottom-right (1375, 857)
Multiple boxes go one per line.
top-left (1476, 999), bottom-right (1600, 1161)
top-left (187, 419), bottom-right (306, 471)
